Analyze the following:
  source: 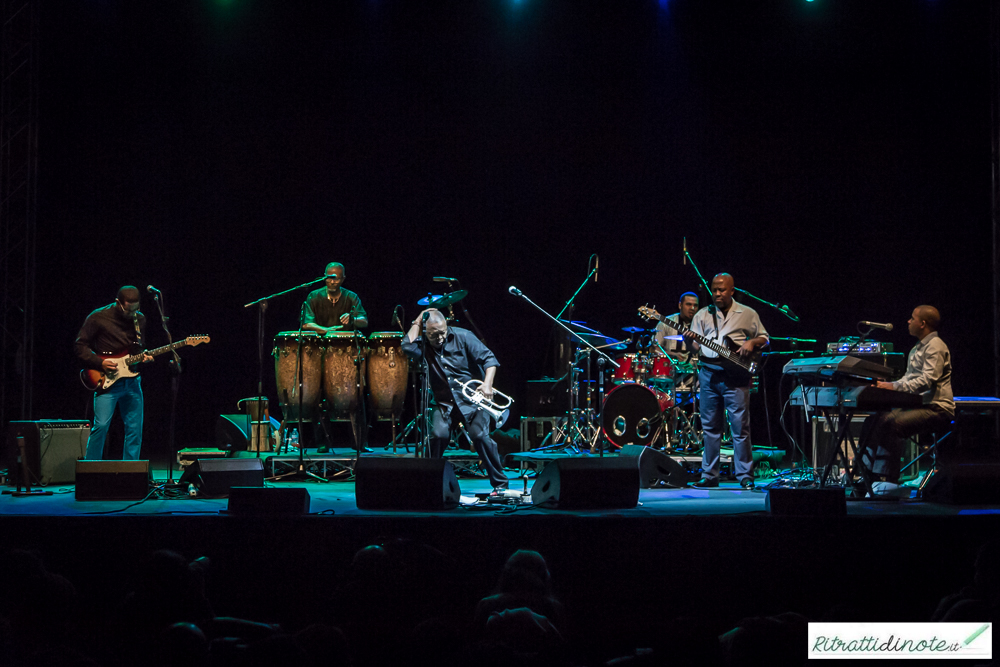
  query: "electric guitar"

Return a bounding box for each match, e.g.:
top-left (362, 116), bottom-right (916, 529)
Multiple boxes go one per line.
top-left (79, 335), bottom-right (211, 391)
top-left (637, 306), bottom-right (762, 383)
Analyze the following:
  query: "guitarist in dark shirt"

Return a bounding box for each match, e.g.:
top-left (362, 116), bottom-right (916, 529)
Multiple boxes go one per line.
top-left (683, 274), bottom-right (768, 489)
top-left (74, 286), bottom-right (152, 460)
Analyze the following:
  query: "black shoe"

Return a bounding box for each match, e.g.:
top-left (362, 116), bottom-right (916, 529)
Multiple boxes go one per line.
top-left (692, 477), bottom-right (719, 488)
top-left (740, 477), bottom-right (755, 490)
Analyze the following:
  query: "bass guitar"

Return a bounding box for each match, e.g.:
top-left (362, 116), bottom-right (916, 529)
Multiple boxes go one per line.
top-left (637, 306), bottom-right (762, 383)
top-left (80, 335), bottom-right (210, 391)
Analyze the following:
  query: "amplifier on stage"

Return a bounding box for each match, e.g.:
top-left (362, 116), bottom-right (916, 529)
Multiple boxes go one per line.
top-left (5, 420), bottom-right (90, 486)
top-left (520, 417), bottom-right (559, 452)
top-left (524, 378), bottom-right (568, 417)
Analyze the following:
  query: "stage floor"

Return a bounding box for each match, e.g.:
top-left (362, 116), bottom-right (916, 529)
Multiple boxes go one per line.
top-left (0, 450), bottom-right (991, 518)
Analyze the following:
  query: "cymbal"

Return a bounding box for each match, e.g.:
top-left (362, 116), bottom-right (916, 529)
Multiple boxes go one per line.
top-left (621, 326), bottom-right (653, 333)
top-left (417, 294), bottom-right (444, 306)
top-left (425, 289), bottom-right (468, 308)
top-left (661, 335), bottom-right (684, 341)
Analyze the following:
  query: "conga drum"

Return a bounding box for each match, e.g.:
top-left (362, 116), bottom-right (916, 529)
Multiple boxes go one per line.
top-left (366, 332), bottom-right (409, 421)
top-left (273, 332), bottom-right (323, 422)
top-left (322, 331), bottom-right (366, 420)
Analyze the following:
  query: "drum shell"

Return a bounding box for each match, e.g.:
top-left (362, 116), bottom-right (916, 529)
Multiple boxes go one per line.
top-left (613, 354), bottom-right (639, 384)
top-left (366, 332), bottom-right (409, 420)
top-left (601, 383), bottom-right (672, 448)
top-left (273, 332), bottom-right (323, 421)
top-left (322, 332), bottom-right (366, 420)
top-left (647, 355), bottom-right (675, 390)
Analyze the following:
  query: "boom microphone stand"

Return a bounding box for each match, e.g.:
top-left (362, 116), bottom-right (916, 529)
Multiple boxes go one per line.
top-left (150, 286), bottom-right (182, 483)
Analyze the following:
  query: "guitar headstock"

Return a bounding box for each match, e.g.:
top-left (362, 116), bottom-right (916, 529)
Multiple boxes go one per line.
top-left (638, 305), bottom-right (661, 322)
top-left (186, 335), bottom-right (211, 346)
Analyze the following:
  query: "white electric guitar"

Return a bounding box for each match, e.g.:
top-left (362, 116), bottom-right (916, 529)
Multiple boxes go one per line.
top-left (79, 335), bottom-right (210, 391)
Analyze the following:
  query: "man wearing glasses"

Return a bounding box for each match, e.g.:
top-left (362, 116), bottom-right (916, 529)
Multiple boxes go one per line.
top-left (74, 286), bottom-right (153, 460)
top-left (402, 308), bottom-right (509, 495)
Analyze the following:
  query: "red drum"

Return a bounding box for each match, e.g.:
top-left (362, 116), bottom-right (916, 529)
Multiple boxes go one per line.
top-left (647, 355), bottom-right (676, 390)
top-left (601, 383), bottom-right (673, 448)
top-left (612, 353), bottom-right (640, 384)
top-left (273, 332), bottom-right (323, 422)
top-left (322, 331), bottom-right (366, 420)
top-left (366, 332), bottom-right (409, 421)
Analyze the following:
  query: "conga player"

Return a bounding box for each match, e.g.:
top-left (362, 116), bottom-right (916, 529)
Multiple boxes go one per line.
top-left (302, 262), bottom-right (368, 333)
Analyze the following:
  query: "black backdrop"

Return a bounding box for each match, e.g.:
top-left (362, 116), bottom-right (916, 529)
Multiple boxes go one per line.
top-left (27, 0), bottom-right (993, 461)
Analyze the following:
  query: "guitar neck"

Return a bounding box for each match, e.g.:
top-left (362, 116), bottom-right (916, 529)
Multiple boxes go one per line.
top-left (124, 339), bottom-right (190, 365)
top-left (657, 314), bottom-right (750, 369)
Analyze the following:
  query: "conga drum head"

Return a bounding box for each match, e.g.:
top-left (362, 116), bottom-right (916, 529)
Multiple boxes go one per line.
top-left (601, 383), bottom-right (664, 449)
top-left (366, 332), bottom-right (409, 420)
top-left (322, 332), bottom-right (366, 420)
top-left (273, 332), bottom-right (323, 422)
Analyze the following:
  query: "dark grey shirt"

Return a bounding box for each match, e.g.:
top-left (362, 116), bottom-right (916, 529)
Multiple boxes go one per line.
top-left (401, 326), bottom-right (499, 419)
top-left (302, 287), bottom-right (367, 330)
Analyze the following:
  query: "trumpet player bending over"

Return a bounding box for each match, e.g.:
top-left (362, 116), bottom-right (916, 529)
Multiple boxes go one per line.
top-left (402, 308), bottom-right (510, 494)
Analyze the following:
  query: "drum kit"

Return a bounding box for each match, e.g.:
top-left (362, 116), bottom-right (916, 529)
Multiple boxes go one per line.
top-left (552, 322), bottom-right (704, 453)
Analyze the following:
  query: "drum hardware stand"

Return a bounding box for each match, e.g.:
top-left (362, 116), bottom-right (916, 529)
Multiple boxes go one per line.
top-left (271, 302), bottom-right (327, 483)
top-left (509, 285), bottom-right (619, 453)
top-left (150, 285), bottom-right (183, 483)
top-left (437, 277), bottom-right (488, 343)
top-left (348, 301), bottom-right (370, 458)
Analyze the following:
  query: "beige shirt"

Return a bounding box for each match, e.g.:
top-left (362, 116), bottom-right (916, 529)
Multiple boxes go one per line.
top-left (891, 332), bottom-right (954, 414)
top-left (689, 301), bottom-right (768, 362)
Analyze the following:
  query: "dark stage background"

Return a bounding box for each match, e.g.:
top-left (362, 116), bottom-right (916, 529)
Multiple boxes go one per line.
top-left (25, 0), bottom-right (993, 461)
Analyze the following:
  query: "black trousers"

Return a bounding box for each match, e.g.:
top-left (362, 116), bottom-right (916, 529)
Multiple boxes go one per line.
top-left (858, 406), bottom-right (952, 483)
top-left (429, 405), bottom-right (508, 488)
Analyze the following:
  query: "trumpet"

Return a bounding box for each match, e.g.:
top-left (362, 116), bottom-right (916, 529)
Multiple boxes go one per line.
top-left (460, 379), bottom-right (514, 428)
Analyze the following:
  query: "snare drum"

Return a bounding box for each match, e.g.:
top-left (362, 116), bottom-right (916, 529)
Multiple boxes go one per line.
top-left (273, 332), bottom-right (323, 421)
top-left (647, 355), bottom-right (676, 390)
top-left (322, 331), bottom-right (366, 420)
top-left (366, 332), bottom-right (409, 421)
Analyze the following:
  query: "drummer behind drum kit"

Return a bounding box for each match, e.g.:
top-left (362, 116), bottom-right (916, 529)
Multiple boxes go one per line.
top-left (601, 329), bottom-right (703, 452)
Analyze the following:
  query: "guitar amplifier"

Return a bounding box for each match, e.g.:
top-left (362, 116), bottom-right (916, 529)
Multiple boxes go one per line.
top-left (5, 421), bottom-right (90, 486)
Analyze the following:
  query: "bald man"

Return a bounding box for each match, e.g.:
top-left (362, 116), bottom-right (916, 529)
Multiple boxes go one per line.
top-left (401, 308), bottom-right (509, 494)
top-left (302, 262), bottom-right (368, 334)
top-left (683, 273), bottom-right (768, 489)
top-left (857, 305), bottom-right (954, 497)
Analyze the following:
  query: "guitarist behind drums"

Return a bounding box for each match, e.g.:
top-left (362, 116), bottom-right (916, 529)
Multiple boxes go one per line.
top-left (74, 286), bottom-right (153, 461)
top-left (684, 273), bottom-right (768, 490)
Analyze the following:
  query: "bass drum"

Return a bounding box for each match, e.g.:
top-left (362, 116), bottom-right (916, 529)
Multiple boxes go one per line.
top-left (273, 332), bottom-right (323, 422)
top-left (322, 332), bottom-right (366, 420)
top-left (366, 332), bottom-right (409, 421)
top-left (601, 383), bottom-right (673, 449)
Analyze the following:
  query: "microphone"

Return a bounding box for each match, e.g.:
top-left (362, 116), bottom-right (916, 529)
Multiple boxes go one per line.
top-left (391, 305), bottom-right (402, 331)
top-left (508, 286), bottom-right (522, 296)
top-left (859, 320), bottom-right (893, 331)
top-left (780, 305), bottom-right (800, 322)
top-left (433, 276), bottom-right (456, 283)
top-left (147, 285), bottom-right (160, 294)
top-left (422, 311), bottom-right (430, 322)
top-left (683, 237), bottom-right (687, 266)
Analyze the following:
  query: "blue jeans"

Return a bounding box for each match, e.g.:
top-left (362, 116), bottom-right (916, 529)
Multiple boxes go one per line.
top-left (86, 375), bottom-right (144, 460)
top-left (698, 367), bottom-right (753, 481)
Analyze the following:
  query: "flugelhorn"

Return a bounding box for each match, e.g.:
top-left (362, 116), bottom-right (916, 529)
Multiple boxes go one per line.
top-left (460, 379), bottom-right (513, 428)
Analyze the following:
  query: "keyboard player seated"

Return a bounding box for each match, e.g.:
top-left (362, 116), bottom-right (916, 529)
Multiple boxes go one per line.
top-left (857, 306), bottom-right (954, 497)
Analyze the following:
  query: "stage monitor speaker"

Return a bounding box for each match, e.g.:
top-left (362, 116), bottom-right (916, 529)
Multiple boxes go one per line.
top-left (75, 460), bottom-right (150, 501)
top-left (187, 458), bottom-right (265, 497)
top-left (354, 457), bottom-right (460, 511)
top-left (215, 414), bottom-right (250, 452)
top-left (619, 445), bottom-right (687, 488)
top-left (6, 420), bottom-right (90, 485)
top-left (227, 487), bottom-right (310, 515)
top-left (765, 486), bottom-right (846, 516)
top-left (920, 463), bottom-right (1000, 504)
top-left (531, 457), bottom-right (640, 509)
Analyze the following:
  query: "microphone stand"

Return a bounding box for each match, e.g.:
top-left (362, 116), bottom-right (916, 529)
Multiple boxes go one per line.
top-left (243, 275), bottom-right (327, 426)
top-left (733, 287), bottom-right (800, 323)
top-left (349, 300), bottom-right (369, 459)
top-left (152, 289), bottom-right (182, 484)
top-left (555, 256), bottom-right (598, 320)
top-left (510, 287), bottom-right (618, 452)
